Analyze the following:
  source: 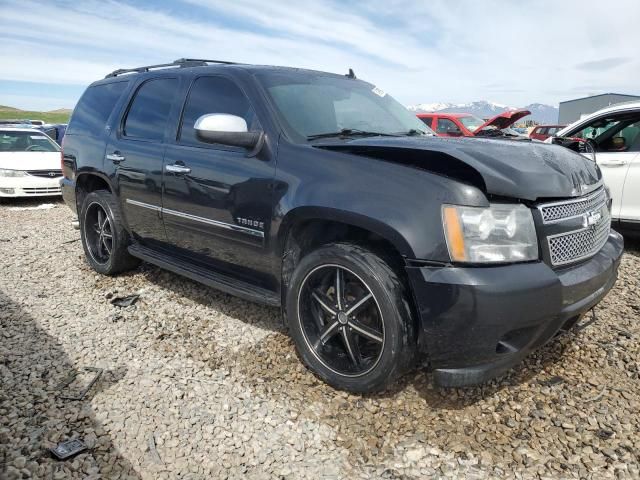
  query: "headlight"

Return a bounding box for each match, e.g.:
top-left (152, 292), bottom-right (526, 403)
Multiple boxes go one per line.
top-left (0, 169), bottom-right (27, 177)
top-left (442, 203), bottom-right (538, 263)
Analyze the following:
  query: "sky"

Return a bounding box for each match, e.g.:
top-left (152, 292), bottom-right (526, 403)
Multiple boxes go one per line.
top-left (1, 0), bottom-right (639, 111)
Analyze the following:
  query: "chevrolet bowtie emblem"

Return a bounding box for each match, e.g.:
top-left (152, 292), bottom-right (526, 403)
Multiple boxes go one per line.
top-left (583, 210), bottom-right (601, 228)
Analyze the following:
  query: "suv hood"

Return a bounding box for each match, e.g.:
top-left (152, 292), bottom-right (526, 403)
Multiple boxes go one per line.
top-left (475, 109), bottom-right (531, 133)
top-left (313, 136), bottom-right (602, 201)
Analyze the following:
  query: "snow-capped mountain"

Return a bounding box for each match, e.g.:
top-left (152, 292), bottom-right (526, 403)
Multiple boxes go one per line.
top-left (407, 100), bottom-right (559, 124)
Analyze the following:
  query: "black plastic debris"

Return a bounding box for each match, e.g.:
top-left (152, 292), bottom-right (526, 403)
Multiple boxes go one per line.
top-left (539, 375), bottom-right (565, 387)
top-left (58, 367), bottom-right (103, 401)
top-left (597, 429), bottom-right (614, 440)
top-left (110, 294), bottom-right (139, 307)
top-left (50, 439), bottom-right (88, 460)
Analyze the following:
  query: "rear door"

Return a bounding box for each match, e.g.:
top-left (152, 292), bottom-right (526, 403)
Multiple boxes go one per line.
top-left (106, 77), bottom-right (180, 245)
top-left (161, 75), bottom-right (276, 283)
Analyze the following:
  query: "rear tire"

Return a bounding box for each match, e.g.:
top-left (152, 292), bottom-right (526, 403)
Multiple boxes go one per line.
top-left (79, 190), bottom-right (140, 275)
top-left (286, 243), bottom-right (416, 393)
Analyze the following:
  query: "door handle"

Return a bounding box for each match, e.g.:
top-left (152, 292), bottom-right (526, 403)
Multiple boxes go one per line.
top-left (165, 164), bottom-right (192, 174)
top-left (599, 159), bottom-right (628, 167)
top-left (106, 152), bottom-right (126, 163)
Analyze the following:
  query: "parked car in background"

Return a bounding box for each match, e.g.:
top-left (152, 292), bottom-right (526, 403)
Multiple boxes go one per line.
top-left (0, 119), bottom-right (45, 126)
top-left (40, 124), bottom-right (67, 145)
top-left (530, 124), bottom-right (565, 141)
top-left (60, 58), bottom-right (622, 393)
top-left (549, 102), bottom-right (640, 236)
top-left (0, 127), bottom-right (63, 198)
top-left (0, 122), bottom-right (67, 146)
top-left (417, 109), bottom-right (530, 139)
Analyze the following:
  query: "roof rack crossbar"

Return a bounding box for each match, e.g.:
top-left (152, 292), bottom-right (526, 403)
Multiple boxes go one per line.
top-left (105, 58), bottom-right (240, 78)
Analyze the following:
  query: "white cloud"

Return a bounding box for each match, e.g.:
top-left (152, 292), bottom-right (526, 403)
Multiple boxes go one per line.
top-left (1, 0), bottom-right (639, 109)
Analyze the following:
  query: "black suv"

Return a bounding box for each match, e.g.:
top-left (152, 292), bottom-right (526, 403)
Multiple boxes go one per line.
top-left (61, 59), bottom-right (623, 393)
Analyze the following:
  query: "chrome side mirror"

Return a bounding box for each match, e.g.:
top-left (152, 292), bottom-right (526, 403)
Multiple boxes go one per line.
top-left (194, 114), bottom-right (263, 151)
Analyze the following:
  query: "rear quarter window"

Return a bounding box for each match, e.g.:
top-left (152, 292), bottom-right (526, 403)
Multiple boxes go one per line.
top-left (419, 116), bottom-right (433, 128)
top-left (67, 81), bottom-right (128, 136)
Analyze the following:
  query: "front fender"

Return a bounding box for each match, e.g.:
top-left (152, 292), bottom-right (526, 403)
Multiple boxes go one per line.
top-left (272, 142), bottom-right (488, 262)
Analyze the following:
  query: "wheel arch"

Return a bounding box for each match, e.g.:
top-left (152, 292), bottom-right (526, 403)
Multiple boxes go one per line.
top-left (75, 172), bottom-right (114, 212)
top-left (278, 207), bottom-right (416, 325)
top-left (277, 207), bottom-right (414, 258)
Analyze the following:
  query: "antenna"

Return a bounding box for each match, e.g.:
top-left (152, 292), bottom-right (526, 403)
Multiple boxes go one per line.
top-left (346, 68), bottom-right (356, 79)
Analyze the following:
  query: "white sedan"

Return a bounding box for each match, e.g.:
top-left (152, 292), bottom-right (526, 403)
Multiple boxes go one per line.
top-left (548, 102), bottom-right (640, 236)
top-left (0, 127), bottom-right (63, 198)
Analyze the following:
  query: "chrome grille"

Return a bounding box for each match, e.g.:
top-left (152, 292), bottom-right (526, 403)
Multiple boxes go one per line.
top-left (26, 170), bottom-right (62, 178)
top-left (539, 188), bottom-right (606, 223)
top-left (542, 192), bottom-right (611, 267)
top-left (23, 187), bottom-right (61, 195)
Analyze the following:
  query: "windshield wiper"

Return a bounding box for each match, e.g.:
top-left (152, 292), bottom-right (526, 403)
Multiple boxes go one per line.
top-left (400, 129), bottom-right (431, 136)
top-left (306, 128), bottom-right (399, 141)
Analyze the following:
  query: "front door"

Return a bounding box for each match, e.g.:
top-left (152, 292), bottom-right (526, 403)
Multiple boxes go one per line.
top-left (569, 114), bottom-right (640, 220)
top-left (596, 150), bottom-right (634, 219)
top-left (619, 150), bottom-right (640, 222)
top-left (162, 75), bottom-right (276, 284)
top-left (107, 77), bottom-right (180, 245)
top-left (435, 117), bottom-right (464, 137)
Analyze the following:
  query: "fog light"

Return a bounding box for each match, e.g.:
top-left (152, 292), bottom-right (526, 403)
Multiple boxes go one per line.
top-left (0, 188), bottom-right (15, 194)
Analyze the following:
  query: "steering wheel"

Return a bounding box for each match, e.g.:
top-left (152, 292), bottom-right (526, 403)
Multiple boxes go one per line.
top-left (584, 138), bottom-right (597, 151)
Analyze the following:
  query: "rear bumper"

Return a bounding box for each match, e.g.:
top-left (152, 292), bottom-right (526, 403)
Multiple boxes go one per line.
top-left (406, 230), bottom-right (624, 387)
top-left (60, 177), bottom-right (77, 214)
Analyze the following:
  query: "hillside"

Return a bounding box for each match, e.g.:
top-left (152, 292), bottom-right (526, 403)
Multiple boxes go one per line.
top-left (0, 105), bottom-right (71, 124)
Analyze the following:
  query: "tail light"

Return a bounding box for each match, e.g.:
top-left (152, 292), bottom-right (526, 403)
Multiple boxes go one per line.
top-left (60, 135), bottom-right (66, 176)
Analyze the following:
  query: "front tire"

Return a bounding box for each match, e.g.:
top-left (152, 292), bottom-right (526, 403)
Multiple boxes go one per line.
top-left (79, 190), bottom-right (140, 275)
top-left (286, 243), bottom-right (416, 393)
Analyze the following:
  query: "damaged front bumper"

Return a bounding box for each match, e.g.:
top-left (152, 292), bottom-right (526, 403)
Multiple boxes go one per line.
top-left (405, 230), bottom-right (624, 387)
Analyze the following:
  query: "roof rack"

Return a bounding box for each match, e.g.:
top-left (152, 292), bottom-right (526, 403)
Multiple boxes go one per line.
top-left (105, 58), bottom-right (240, 78)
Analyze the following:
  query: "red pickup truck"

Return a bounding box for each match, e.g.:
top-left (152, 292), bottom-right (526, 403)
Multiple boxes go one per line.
top-left (417, 110), bottom-right (530, 138)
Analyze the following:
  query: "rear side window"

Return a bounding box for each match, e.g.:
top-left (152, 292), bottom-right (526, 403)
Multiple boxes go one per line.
top-left (67, 82), bottom-right (128, 136)
top-left (179, 76), bottom-right (257, 147)
top-left (419, 116), bottom-right (433, 128)
top-left (124, 78), bottom-right (179, 141)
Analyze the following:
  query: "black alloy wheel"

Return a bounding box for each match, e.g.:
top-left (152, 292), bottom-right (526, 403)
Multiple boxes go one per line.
top-left (297, 264), bottom-right (385, 377)
top-left (79, 189), bottom-right (140, 275)
top-left (84, 202), bottom-right (113, 264)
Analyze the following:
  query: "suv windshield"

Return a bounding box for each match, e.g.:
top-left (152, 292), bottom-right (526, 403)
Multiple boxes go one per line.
top-left (0, 130), bottom-right (60, 152)
top-left (458, 115), bottom-right (485, 132)
top-left (257, 72), bottom-right (434, 142)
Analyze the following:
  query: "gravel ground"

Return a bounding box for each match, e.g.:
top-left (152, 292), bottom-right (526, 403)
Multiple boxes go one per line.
top-left (1, 198), bottom-right (639, 479)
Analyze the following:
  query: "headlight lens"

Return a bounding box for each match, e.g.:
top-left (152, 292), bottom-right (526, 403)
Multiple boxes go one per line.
top-left (0, 168), bottom-right (27, 177)
top-left (442, 203), bottom-right (538, 263)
